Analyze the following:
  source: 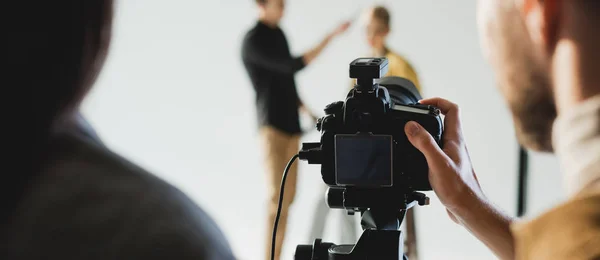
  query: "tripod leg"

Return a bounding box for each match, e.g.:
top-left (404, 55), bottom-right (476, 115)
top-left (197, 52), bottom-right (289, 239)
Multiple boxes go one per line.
top-left (340, 211), bottom-right (358, 244)
top-left (404, 208), bottom-right (418, 260)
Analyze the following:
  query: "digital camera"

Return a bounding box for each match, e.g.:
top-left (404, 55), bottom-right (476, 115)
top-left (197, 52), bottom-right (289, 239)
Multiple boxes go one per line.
top-left (299, 58), bottom-right (443, 209)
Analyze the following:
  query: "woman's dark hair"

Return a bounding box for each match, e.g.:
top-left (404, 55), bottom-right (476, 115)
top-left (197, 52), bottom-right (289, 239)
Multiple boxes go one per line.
top-left (371, 6), bottom-right (391, 29)
top-left (3, 1), bottom-right (113, 224)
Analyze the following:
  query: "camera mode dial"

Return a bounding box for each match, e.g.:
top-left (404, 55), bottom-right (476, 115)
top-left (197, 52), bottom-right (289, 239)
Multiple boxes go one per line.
top-left (324, 101), bottom-right (344, 115)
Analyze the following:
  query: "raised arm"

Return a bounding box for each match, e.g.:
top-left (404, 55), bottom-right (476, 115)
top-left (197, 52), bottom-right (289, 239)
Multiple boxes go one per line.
top-left (302, 21), bottom-right (351, 65)
top-left (242, 35), bottom-right (306, 75)
top-left (242, 21), bottom-right (350, 74)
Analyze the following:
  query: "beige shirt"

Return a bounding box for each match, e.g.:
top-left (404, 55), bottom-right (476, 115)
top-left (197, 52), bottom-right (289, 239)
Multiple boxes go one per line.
top-left (511, 94), bottom-right (600, 260)
top-left (553, 94), bottom-right (600, 196)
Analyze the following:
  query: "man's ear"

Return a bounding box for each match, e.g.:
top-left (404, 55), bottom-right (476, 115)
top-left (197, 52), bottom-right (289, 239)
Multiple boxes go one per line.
top-left (522, 0), bottom-right (561, 53)
top-left (541, 0), bottom-right (561, 52)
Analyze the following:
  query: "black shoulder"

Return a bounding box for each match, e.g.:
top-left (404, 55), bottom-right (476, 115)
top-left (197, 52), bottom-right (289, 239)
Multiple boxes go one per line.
top-left (242, 23), bottom-right (262, 43)
top-left (7, 132), bottom-right (236, 259)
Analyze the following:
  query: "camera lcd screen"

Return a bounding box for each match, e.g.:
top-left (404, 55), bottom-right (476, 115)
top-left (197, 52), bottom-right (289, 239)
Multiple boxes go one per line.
top-left (334, 134), bottom-right (393, 187)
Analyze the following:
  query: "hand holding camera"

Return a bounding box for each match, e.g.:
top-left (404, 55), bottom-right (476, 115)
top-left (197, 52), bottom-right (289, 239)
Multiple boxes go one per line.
top-left (292, 57), bottom-right (444, 260)
top-left (404, 98), bottom-right (486, 224)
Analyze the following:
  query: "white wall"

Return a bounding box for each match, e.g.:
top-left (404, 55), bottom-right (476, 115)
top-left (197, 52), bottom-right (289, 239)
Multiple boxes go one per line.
top-left (82, 0), bottom-right (565, 259)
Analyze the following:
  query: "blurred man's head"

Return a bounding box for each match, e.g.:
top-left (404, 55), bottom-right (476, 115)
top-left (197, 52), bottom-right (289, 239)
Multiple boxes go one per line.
top-left (257, 0), bottom-right (285, 26)
top-left (12, 0), bottom-right (114, 135)
top-left (476, 0), bottom-right (555, 152)
top-left (5, 0), bottom-right (113, 222)
top-left (365, 6), bottom-right (390, 51)
top-left (478, 0), bottom-right (600, 152)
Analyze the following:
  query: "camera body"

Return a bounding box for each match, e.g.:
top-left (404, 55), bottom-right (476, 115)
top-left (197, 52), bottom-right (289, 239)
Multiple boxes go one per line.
top-left (300, 58), bottom-right (443, 209)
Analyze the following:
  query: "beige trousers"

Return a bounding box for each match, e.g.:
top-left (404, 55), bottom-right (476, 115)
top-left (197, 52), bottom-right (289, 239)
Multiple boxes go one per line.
top-left (261, 126), bottom-right (300, 260)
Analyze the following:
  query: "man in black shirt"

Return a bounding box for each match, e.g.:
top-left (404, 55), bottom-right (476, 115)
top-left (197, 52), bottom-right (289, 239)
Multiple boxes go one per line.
top-left (241, 0), bottom-right (349, 259)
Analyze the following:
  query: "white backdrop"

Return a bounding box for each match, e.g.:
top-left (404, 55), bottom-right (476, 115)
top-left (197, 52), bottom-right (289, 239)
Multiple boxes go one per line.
top-left (82, 1), bottom-right (565, 259)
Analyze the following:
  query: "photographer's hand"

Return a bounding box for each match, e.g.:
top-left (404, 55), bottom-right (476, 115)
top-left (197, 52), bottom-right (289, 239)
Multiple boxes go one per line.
top-left (404, 98), bottom-right (516, 260)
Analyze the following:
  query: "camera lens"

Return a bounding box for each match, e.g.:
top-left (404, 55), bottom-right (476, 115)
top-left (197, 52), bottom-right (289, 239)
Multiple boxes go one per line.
top-left (378, 77), bottom-right (422, 105)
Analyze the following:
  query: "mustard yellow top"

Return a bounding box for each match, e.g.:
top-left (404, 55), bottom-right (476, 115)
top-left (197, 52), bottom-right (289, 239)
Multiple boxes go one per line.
top-left (351, 49), bottom-right (421, 93)
top-left (383, 51), bottom-right (421, 92)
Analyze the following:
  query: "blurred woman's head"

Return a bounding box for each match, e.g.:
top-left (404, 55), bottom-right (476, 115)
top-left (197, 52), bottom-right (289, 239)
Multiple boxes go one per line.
top-left (365, 6), bottom-right (391, 51)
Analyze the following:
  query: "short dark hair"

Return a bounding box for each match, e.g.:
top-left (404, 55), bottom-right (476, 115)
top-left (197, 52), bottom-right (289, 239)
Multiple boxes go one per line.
top-left (576, 0), bottom-right (600, 17)
top-left (3, 0), bottom-right (113, 224)
top-left (372, 6), bottom-right (391, 29)
top-left (256, 0), bottom-right (267, 5)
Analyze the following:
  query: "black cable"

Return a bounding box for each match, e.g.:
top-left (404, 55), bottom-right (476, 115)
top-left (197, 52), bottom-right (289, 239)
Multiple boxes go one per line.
top-left (516, 145), bottom-right (529, 217)
top-left (271, 154), bottom-right (299, 260)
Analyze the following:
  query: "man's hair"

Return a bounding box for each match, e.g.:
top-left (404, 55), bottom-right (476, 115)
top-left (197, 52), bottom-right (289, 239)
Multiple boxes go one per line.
top-left (255, 0), bottom-right (267, 5)
top-left (3, 0), bottom-right (113, 224)
top-left (576, 0), bottom-right (600, 19)
top-left (371, 6), bottom-right (391, 29)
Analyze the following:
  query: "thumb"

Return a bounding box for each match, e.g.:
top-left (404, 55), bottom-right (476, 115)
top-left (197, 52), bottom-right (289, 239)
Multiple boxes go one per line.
top-left (404, 121), bottom-right (448, 165)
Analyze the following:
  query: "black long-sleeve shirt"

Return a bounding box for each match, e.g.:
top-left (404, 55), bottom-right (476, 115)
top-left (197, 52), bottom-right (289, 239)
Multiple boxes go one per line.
top-left (241, 21), bottom-right (306, 135)
top-left (1, 128), bottom-right (236, 260)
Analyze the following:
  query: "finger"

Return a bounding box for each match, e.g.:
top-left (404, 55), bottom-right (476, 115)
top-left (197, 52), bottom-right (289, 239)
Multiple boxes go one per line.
top-left (418, 97), bottom-right (457, 115)
top-left (404, 121), bottom-right (450, 169)
top-left (418, 97), bottom-right (463, 141)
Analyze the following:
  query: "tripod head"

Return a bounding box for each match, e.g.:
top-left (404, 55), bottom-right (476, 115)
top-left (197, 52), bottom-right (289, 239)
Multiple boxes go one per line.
top-left (295, 190), bottom-right (429, 260)
top-left (325, 187), bottom-right (429, 214)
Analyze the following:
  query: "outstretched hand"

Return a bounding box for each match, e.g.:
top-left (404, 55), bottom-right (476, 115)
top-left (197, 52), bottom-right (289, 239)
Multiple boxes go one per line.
top-left (403, 98), bottom-right (486, 223)
top-left (331, 21), bottom-right (351, 38)
top-left (309, 113), bottom-right (319, 125)
top-left (302, 20), bottom-right (351, 65)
